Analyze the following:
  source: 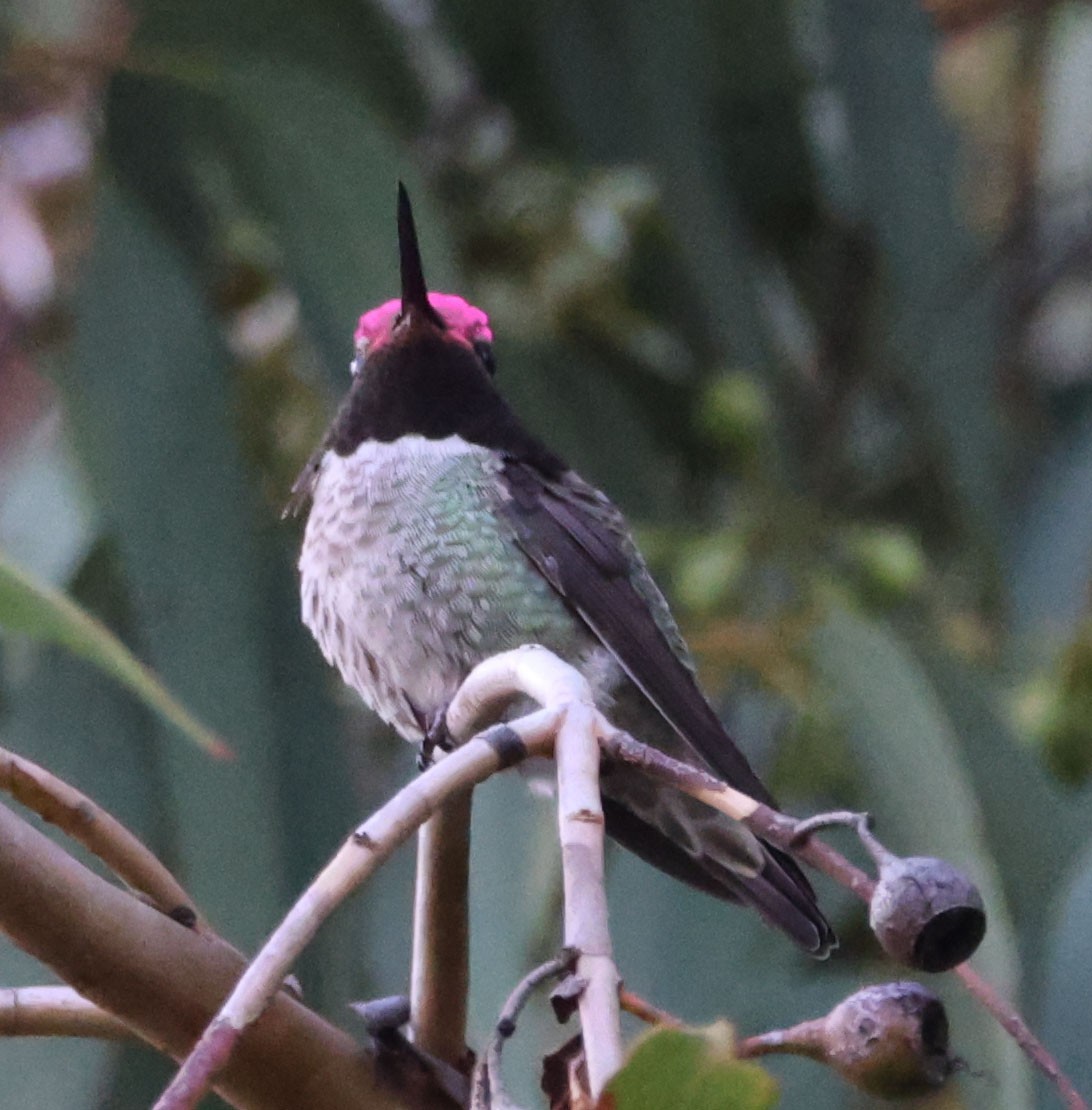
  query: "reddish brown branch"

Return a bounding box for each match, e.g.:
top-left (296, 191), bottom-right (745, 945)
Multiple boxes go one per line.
top-left (618, 988), bottom-right (683, 1029)
top-left (0, 985), bottom-right (130, 1040)
top-left (0, 799), bottom-right (436, 1110)
top-left (955, 964), bottom-right (1086, 1110)
top-left (598, 724), bottom-right (1085, 1110)
top-left (0, 745), bottom-right (203, 927)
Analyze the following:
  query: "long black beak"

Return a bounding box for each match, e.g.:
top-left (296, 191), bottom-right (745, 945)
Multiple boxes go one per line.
top-left (397, 183), bottom-right (445, 328)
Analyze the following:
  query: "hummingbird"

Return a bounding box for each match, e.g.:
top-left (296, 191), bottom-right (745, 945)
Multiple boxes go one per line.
top-left (291, 185), bottom-right (834, 955)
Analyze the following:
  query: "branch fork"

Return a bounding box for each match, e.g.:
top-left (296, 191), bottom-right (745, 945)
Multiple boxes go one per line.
top-left (7, 643), bottom-right (1055, 1110)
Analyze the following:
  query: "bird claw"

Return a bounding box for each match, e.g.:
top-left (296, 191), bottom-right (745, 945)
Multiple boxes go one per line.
top-left (349, 994), bottom-right (411, 1036)
top-left (415, 705), bottom-right (456, 771)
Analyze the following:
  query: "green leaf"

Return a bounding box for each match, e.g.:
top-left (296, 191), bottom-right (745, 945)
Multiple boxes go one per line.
top-left (913, 644), bottom-right (1092, 978)
top-left (827, 0), bottom-right (1004, 548)
top-left (1006, 405), bottom-right (1092, 647)
top-left (1041, 837), bottom-right (1092, 1101)
top-left (97, 59), bottom-right (402, 997)
top-left (606, 1024), bottom-right (778, 1110)
top-left (62, 177), bottom-right (294, 949)
top-left (811, 603), bottom-right (1031, 1110)
top-left (131, 0), bottom-right (417, 127)
top-left (0, 548), bottom-right (228, 758)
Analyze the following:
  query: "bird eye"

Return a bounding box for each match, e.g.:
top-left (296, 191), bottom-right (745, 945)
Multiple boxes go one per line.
top-left (474, 339), bottom-right (496, 376)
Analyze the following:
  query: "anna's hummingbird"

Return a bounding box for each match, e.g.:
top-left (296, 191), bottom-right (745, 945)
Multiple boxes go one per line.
top-left (292, 186), bottom-right (833, 955)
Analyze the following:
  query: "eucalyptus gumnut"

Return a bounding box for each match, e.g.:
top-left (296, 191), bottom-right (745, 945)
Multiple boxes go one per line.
top-left (869, 854), bottom-right (986, 972)
top-left (744, 982), bottom-right (957, 1099)
top-left (821, 982), bottom-right (956, 1098)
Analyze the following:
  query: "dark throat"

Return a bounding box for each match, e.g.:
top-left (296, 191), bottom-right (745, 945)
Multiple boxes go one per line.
top-left (327, 332), bottom-right (566, 476)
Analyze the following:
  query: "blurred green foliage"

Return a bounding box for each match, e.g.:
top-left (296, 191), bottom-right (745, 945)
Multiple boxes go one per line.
top-left (1, 0), bottom-right (1092, 1106)
top-left (606, 1023), bottom-right (778, 1110)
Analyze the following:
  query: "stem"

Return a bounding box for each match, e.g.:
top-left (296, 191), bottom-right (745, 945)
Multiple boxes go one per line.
top-left (955, 963), bottom-right (1087, 1110)
top-left (599, 720), bottom-right (1084, 1109)
top-left (618, 988), bottom-right (683, 1029)
top-left (410, 789), bottom-right (473, 1069)
top-left (0, 800), bottom-right (395, 1110)
top-left (472, 952), bottom-right (573, 1109)
top-left (0, 745), bottom-right (202, 927)
top-left (556, 703), bottom-right (624, 1097)
top-left (154, 708), bottom-right (559, 1109)
top-left (0, 985), bottom-right (130, 1040)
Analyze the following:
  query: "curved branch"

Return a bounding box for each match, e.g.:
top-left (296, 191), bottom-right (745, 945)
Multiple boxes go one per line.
top-left (0, 799), bottom-right (410, 1110)
top-left (0, 744), bottom-right (202, 927)
top-left (555, 701), bottom-right (623, 1096)
top-left (0, 985), bottom-right (130, 1040)
top-left (597, 720), bottom-right (1086, 1110)
top-left (446, 645), bottom-right (626, 1093)
top-left (160, 646), bottom-right (629, 1108)
top-left (155, 706), bottom-right (561, 1109)
top-left (471, 952), bottom-right (574, 1109)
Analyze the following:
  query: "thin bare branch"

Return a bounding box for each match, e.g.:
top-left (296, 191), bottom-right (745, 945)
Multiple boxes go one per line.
top-left (0, 799), bottom-right (409, 1110)
top-left (0, 985), bottom-right (130, 1040)
top-left (955, 963), bottom-right (1087, 1110)
top-left (155, 705), bottom-right (561, 1109)
top-left (411, 790), bottom-right (473, 1069)
top-left (0, 744), bottom-right (202, 927)
top-left (471, 952), bottom-right (574, 1110)
top-left (555, 701), bottom-right (624, 1097)
top-left (618, 988), bottom-right (683, 1030)
top-left (599, 718), bottom-right (1085, 1110)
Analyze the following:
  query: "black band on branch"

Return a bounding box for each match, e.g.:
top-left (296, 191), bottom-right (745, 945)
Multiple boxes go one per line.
top-left (483, 725), bottom-right (528, 769)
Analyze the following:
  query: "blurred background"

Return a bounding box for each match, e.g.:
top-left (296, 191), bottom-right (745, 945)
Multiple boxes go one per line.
top-left (1, 0), bottom-right (1091, 1105)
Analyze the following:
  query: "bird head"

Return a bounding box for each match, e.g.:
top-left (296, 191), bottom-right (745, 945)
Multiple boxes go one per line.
top-left (349, 184), bottom-right (495, 378)
top-left (308, 184), bottom-right (561, 477)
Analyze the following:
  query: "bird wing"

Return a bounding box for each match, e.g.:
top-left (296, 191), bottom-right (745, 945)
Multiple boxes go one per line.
top-left (499, 459), bottom-right (775, 804)
top-left (498, 458), bottom-right (834, 954)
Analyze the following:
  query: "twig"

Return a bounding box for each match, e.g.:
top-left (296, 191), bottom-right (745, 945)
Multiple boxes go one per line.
top-left (555, 700), bottom-right (624, 1097)
top-left (597, 725), bottom-right (758, 822)
top-left (0, 799), bottom-right (407, 1109)
top-left (411, 790), bottom-right (473, 1069)
top-left (444, 645), bottom-right (594, 743)
top-left (598, 719), bottom-right (1086, 1109)
top-left (0, 744), bottom-right (203, 927)
top-left (153, 706), bottom-right (561, 1110)
top-left (0, 985), bottom-right (130, 1040)
top-left (955, 964), bottom-right (1087, 1110)
top-left (618, 988), bottom-right (683, 1030)
top-left (471, 952), bottom-right (574, 1110)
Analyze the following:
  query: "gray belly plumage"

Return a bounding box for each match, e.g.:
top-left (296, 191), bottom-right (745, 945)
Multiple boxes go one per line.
top-left (299, 435), bottom-right (600, 738)
top-left (299, 434), bottom-right (782, 897)
top-left (298, 435), bottom-right (831, 950)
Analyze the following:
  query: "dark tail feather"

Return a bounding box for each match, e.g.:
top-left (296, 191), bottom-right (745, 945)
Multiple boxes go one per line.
top-left (730, 845), bottom-right (837, 956)
top-left (602, 796), bottom-right (836, 956)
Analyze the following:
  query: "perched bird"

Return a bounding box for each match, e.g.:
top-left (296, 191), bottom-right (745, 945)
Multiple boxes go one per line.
top-left (291, 185), bottom-right (833, 955)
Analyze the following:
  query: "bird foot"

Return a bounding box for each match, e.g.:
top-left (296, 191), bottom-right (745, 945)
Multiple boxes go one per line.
top-left (416, 705), bottom-right (456, 771)
top-left (349, 995), bottom-right (471, 1104)
top-left (349, 994), bottom-right (411, 1035)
